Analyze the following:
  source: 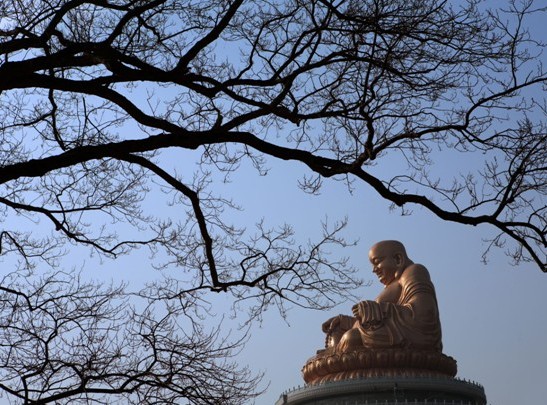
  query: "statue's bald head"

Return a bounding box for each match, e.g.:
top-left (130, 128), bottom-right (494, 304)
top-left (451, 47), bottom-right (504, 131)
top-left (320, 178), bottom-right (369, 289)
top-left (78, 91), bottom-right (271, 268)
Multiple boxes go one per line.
top-left (368, 240), bottom-right (413, 285)
top-left (370, 240), bottom-right (409, 261)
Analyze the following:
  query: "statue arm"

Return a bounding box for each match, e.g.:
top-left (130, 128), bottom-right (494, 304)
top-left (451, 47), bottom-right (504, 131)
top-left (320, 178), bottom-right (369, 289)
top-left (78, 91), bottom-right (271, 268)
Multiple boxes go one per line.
top-left (352, 300), bottom-right (385, 326)
top-left (397, 264), bottom-right (438, 322)
top-left (355, 265), bottom-right (434, 326)
top-left (321, 314), bottom-right (356, 349)
top-left (322, 314), bottom-right (356, 334)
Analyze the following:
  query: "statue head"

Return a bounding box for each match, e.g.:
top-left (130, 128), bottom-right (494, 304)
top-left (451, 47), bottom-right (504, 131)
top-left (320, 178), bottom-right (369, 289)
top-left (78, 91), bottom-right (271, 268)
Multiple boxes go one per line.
top-left (368, 240), bottom-right (412, 285)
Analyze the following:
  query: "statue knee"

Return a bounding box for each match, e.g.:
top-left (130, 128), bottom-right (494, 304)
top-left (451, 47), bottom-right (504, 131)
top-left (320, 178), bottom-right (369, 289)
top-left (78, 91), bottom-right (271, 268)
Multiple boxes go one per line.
top-left (338, 328), bottom-right (363, 352)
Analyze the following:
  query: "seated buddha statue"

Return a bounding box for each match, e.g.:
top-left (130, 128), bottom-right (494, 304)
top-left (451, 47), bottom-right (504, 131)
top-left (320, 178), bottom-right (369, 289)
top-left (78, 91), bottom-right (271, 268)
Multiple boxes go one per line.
top-left (322, 240), bottom-right (442, 353)
top-left (303, 240), bottom-right (456, 384)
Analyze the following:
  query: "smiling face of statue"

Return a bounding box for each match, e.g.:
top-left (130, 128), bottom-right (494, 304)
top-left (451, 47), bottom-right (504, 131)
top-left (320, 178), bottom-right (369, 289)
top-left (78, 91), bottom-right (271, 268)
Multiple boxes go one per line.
top-left (368, 241), bottom-right (406, 286)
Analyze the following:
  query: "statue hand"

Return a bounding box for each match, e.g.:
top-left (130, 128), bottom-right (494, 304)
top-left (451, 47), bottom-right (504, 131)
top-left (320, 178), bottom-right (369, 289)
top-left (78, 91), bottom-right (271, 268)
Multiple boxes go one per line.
top-left (352, 303), bottom-right (361, 320)
top-left (322, 316), bottom-right (340, 333)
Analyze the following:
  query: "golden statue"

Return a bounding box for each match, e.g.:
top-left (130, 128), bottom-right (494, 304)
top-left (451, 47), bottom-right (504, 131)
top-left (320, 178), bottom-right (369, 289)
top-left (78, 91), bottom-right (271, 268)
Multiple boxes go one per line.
top-left (302, 240), bottom-right (457, 384)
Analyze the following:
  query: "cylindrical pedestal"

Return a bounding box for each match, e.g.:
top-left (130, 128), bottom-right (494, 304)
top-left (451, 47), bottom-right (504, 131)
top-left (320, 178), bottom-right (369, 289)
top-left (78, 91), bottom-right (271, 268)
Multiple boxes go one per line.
top-left (275, 376), bottom-right (486, 405)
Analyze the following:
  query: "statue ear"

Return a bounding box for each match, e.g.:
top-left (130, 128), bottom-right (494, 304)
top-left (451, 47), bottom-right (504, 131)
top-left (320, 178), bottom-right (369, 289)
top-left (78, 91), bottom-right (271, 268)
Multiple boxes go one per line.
top-left (394, 252), bottom-right (404, 266)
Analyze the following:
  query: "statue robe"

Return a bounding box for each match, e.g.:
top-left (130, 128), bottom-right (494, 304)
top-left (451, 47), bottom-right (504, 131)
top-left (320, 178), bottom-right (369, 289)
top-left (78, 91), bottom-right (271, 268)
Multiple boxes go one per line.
top-left (339, 264), bottom-right (442, 352)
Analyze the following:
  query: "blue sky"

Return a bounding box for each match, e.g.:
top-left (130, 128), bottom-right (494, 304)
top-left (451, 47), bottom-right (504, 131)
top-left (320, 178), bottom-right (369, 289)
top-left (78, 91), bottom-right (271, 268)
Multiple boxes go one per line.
top-left (0, 1), bottom-right (544, 404)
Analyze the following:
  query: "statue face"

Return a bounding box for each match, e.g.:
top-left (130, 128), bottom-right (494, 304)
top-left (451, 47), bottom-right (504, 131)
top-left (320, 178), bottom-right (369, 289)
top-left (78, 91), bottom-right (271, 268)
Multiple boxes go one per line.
top-left (368, 245), bottom-right (401, 286)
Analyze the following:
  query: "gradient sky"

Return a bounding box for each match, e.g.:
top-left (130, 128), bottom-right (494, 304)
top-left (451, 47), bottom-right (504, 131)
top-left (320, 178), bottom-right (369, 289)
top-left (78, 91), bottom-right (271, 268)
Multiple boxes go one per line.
top-left (1, 1), bottom-right (544, 404)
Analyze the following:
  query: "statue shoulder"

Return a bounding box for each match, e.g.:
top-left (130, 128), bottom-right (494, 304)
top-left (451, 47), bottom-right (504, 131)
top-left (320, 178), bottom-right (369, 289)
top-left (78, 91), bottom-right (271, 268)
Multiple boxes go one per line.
top-left (399, 263), bottom-right (432, 285)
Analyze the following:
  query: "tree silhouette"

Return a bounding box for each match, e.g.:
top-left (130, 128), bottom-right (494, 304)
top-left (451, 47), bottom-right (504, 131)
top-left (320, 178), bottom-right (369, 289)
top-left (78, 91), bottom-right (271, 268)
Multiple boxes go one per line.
top-left (0, 270), bottom-right (261, 403)
top-left (0, 0), bottom-right (545, 402)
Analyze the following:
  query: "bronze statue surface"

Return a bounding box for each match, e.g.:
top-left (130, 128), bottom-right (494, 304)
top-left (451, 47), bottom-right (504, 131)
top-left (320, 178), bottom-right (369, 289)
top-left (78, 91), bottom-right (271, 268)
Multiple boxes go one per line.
top-left (303, 240), bottom-right (457, 384)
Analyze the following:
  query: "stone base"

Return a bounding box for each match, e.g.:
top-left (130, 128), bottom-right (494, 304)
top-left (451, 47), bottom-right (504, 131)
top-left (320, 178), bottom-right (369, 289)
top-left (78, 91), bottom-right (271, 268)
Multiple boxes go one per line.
top-left (275, 376), bottom-right (487, 405)
top-left (302, 348), bottom-right (457, 384)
